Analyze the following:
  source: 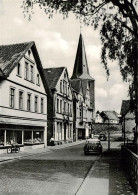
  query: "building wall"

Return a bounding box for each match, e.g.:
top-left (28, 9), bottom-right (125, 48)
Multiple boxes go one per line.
top-left (73, 80), bottom-right (94, 140)
top-left (0, 48), bottom-right (47, 148)
top-left (47, 68), bottom-right (73, 145)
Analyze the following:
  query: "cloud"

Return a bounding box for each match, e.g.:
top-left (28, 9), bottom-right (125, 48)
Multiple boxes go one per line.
top-left (96, 88), bottom-right (108, 98)
top-left (109, 83), bottom-right (128, 98)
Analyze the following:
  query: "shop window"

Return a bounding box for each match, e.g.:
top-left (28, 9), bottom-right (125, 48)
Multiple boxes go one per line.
top-left (24, 131), bottom-right (32, 143)
top-left (0, 130), bottom-right (4, 145)
top-left (35, 96), bottom-right (38, 112)
top-left (19, 90), bottom-right (23, 110)
top-left (41, 98), bottom-right (44, 113)
top-left (33, 131), bottom-right (43, 143)
top-left (10, 88), bottom-right (15, 108)
top-left (27, 93), bottom-right (31, 111)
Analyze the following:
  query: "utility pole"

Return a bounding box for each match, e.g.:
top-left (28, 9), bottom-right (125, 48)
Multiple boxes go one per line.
top-left (108, 119), bottom-right (110, 152)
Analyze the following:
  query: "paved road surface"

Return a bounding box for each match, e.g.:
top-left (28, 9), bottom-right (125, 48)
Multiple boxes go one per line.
top-left (0, 143), bottom-right (98, 195)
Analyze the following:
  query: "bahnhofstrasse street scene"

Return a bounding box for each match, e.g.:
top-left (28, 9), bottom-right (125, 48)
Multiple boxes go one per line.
top-left (0, 1), bottom-right (137, 195)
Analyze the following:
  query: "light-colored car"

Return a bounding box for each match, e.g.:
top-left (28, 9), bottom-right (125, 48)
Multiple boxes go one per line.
top-left (84, 138), bottom-right (102, 155)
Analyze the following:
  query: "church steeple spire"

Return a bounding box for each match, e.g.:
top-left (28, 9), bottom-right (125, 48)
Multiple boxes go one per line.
top-left (71, 34), bottom-right (93, 80)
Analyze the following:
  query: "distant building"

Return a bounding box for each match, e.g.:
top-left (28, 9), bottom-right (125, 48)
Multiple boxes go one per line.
top-left (0, 42), bottom-right (47, 153)
top-left (70, 34), bottom-right (95, 140)
top-left (95, 111), bottom-right (119, 124)
top-left (120, 100), bottom-right (135, 138)
top-left (43, 67), bottom-right (73, 145)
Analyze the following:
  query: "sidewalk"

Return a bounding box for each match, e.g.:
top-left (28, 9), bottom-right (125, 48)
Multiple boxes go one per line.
top-left (0, 140), bottom-right (85, 163)
top-left (76, 145), bottom-right (135, 195)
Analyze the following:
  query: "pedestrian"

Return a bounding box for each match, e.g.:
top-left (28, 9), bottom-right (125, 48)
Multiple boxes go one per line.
top-left (50, 137), bottom-right (55, 146)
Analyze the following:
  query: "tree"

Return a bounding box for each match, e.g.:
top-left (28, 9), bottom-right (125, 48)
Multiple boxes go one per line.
top-left (22, 0), bottom-right (138, 151)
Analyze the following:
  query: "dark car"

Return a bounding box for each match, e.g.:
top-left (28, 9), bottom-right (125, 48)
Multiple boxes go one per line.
top-left (84, 138), bottom-right (102, 155)
top-left (98, 133), bottom-right (107, 141)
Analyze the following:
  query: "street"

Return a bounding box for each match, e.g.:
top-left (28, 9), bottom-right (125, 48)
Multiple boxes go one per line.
top-left (0, 141), bottom-right (135, 195)
top-left (0, 143), bottom-right (98, 195)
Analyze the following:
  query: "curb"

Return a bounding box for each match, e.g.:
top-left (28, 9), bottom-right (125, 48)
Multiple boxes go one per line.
top-left (0, 140), bottom-right (85, 163)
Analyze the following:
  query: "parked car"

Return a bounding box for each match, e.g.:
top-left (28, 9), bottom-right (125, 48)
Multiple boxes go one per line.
top-left (98, 133), bottom-right (107, 141)
top-left (84, 138), bottom-right (102, 155)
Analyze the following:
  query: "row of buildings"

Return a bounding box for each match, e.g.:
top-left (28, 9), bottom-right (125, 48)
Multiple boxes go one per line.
top-left (0, 34), bottom-right (95, 153)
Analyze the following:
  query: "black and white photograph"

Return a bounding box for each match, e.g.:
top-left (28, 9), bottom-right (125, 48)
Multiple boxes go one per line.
top-left (0, 0), bottom-right (137, 194)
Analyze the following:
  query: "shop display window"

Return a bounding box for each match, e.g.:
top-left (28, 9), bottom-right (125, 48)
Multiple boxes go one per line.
top-left (0, 130), bottom-right (4, 146)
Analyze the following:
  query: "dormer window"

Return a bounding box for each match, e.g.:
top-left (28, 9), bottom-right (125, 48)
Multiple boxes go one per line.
top-left (17, 63), bottom-right (21, 76)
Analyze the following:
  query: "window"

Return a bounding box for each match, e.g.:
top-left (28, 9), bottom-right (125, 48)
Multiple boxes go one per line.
top-left (30, 65), bottom-right (34, 82)
top-left (19, 91), bottom-right (23, 109)
top-left (27, 93), bottom-right (31, 111)
top-left (57, 98), bottom-right (59, 113)
top-left (10, 88), bottom-right (15, 108)
top-left (17, 63), bottom-right (21, 76)
top-left (35, 96), bottom-right (38, 112)
top-left (41, 98), bottom-right (44, 113)
top-left (64, 102), bottom-right (66, 114)
top-left (68, 103), bottom-right (69, 114)
top-left (28, 50), bottom-right (31, 57)
top-left (64, 72), bottom-right (66, 79)
top-left (25, 62), bottom-right (29, 80)
top-left (70, 104), bottom-right (72, 116)
top-left (79, 106), bottom-right (82, 118)
top-left (70, 124), bottom-right (72, 138)
top-left (63, 81), bottom-right (67, 95)
top-left (60, 80), bottom-right (62, 93)
top-left (36, 74), bottom-right (40, 85)
top-left (60, 100), bottom-right (62, 113)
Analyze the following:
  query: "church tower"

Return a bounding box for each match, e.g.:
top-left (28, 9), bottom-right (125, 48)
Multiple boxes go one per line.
top-left (70, 34), bottom-right (95, 140)
top-left (71, 33), bottom-right (94, 80)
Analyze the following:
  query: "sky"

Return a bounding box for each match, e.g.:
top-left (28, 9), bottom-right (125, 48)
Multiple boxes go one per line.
top-left (0, 0), bottom-right (129, 113)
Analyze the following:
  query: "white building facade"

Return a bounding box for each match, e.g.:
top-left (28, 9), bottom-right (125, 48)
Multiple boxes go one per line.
top-left (0, 42), bottom-right (47, 153)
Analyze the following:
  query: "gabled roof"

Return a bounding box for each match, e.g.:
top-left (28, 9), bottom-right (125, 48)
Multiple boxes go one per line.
top-left (43, 67), bottom-right (65, 89)
top-left (120, 100), bottom-right (131, 116)
top-left (101, 111), bottom-right (119, 121)
top-left (0, 42), bottom-right (34, 78)
top-left (0, 41), bottom-right (48, 94)
top-left (71, 33), bottom-right (94, 80)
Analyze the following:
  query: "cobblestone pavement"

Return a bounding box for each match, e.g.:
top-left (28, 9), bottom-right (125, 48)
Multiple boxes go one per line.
top-left (0, 144), bottom-right (97, 195)
top-left (0, 141), bottom-right (136, 195)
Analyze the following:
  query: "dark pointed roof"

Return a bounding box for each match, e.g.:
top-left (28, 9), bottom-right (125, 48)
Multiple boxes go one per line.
top-left (0, 41), bottom-right (48, 94)
top-left (43, 67), bottom-right (65, 89)
top-left (71, 34), bottom-right (94, 80)
top-left (120, 100), bottom-right (131, 115)
top-left (0, 42), bottom-right (34, 77)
